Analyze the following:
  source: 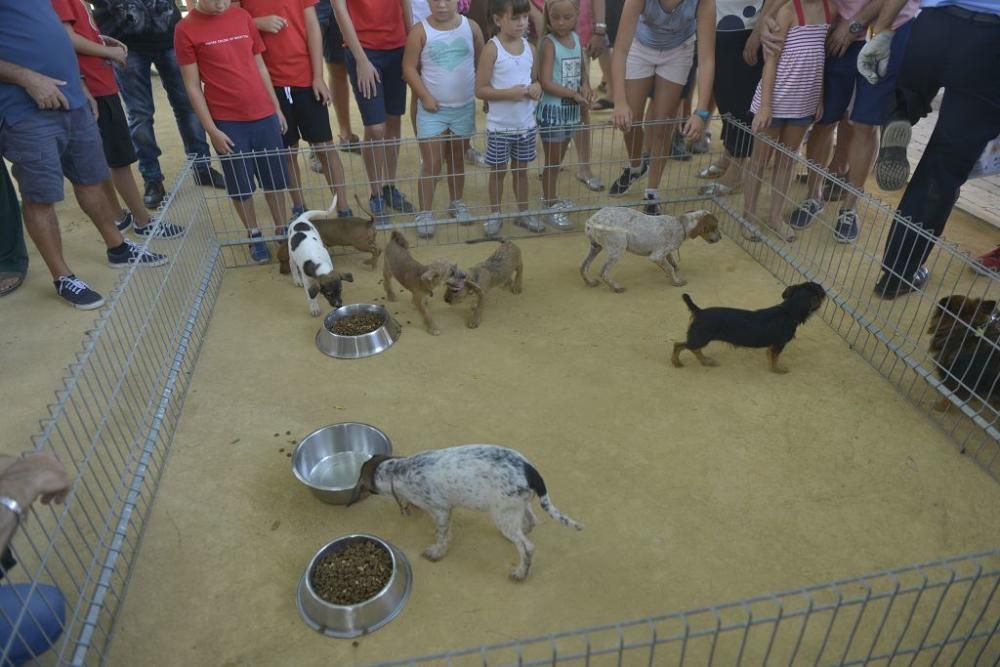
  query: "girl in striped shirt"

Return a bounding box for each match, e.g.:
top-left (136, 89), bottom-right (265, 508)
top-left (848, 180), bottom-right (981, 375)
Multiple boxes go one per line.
top-left (741, 0), bottom-right (830, 242)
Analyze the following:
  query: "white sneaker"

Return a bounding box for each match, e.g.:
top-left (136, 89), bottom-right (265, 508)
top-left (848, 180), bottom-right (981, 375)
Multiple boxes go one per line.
top-left (415, 211), bottom-right (435, 239)
top-left (515, 214), bottom-right (545, 233)
top-left (448, 199), bottom-right (472, 225)
top-left (484, 214), bottom-right (503, 237)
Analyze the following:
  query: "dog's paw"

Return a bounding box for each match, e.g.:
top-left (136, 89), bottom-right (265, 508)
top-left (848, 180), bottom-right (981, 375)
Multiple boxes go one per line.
top-left (293, 278), bottom-right (304, 287)
top-left (672, 278), bottom-right (688, 287)
top-left (671, 358), bottom-right (684, 368)
top-left (509, 567), bottom-right (529, 582)
top-left (612, 285), bottom-right (626, 294)
top-left (309, 304), bottom-right (321, 317)
top-left (386, 293), bottom-right (397, 302)
top-left (466, 319), bottom-right (480, 329)
top-left (427, 326), bottom-right (441, 336)
top-left (422, 546), bottom-right (447, 562)
top-left (771, 365), bottom-right (789, 374)
top-left (584, 279), bottom-right (600, 288)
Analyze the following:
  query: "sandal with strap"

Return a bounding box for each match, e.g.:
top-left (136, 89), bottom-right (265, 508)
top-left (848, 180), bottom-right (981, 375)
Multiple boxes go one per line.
top-left (576, 174), bottom-right (605, 192)
top-left (697, 164), bottom-right (724, 179)
top-left (0, 271), bottom-right (25, 298)
top-left (699, 182), bottom-right (735, 196)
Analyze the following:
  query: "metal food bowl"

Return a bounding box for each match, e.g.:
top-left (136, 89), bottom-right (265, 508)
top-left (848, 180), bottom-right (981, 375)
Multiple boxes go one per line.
top-left (315, 303), bottom-right (401, 359)
top-left (292, 423), bottom-right (392, 505)
top-left (297, 533), bottom-right (412, 638)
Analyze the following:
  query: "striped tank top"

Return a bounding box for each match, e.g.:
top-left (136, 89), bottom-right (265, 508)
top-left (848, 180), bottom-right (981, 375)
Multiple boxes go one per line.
top-left (750, 0), bottom-right (830, 119)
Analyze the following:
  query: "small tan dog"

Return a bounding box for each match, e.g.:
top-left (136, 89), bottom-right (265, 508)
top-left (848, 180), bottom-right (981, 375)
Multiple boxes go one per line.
top-left (444, 240), bottom-right (523, 328)
top-left (383, 231), bottom-right (456, 335)
top-left (580, 208), bottom-right (722, 292)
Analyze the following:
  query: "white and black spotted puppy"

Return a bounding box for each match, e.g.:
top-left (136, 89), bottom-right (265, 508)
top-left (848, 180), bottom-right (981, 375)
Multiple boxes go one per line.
top-left (288, 195), bottom-right (354, 316)
top-left (348, 445), bottom-right (583, 581)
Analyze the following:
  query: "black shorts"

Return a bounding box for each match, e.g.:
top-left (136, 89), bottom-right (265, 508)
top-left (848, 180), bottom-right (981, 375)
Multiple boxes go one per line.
top-left (319, 3), bottom-right (346, 66)
top-left (274, 86), bottom-right (334, 146)
top-left (714, 29), bottom-right (763, 158)
top-left (95, 94), bottom-right (137, 168)
top-left (607, 0), bottom-right (624, 48)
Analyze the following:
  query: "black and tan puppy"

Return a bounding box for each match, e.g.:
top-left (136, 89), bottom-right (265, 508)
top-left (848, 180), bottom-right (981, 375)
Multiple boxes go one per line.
top-left (444, 240), bottom-right (523, 328)
top-left (672, 281), bottom-right (826, 373)
top-left (926, 295), bottom-right (999, 414)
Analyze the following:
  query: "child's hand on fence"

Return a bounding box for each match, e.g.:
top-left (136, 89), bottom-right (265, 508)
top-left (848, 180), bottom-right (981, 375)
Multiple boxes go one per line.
top-left (313, 78), bottom-right (332, 106)
top-left (208, 128), bottom-right (235, 155)
top-left (527, 83), bottom-right (542, 101)
top-left (752, 107), bottom-right (771, 134)
top-left (256, 15), bottom-right (288, 33)
top-left (421, 95), bottom-right (440, 112)
top-left (612, 101), bottom-right (632, 131)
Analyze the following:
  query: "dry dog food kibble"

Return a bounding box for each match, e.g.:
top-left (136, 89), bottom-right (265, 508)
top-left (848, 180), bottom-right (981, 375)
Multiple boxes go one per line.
top-left (330, 312), bottom-right (384, 336)
top-left (310, 539), bottom-right (393, 605)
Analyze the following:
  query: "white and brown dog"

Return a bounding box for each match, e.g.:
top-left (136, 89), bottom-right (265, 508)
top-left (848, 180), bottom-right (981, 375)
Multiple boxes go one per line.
top-left (580, 208), bottom-right (722, 292)
top-left (349, 445), bottom-right (583, 581)
top-left (288, 195), bottom-right (354, 316)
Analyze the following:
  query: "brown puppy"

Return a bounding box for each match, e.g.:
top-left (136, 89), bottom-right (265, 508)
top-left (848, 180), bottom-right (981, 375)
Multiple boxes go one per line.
top-left (444, 240), bottom-right (523, 328)
top-left (277, 215), bottom-right (381, 274)
top-left (383, 231), bottom-right (456, 335)
top-left (926, 295), bottom-right (999, 415)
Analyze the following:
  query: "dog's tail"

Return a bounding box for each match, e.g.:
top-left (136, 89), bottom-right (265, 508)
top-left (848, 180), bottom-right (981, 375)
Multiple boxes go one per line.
top-left (682, 293), bottom-right (701, 314)
top-left (300, 195), bottom-right (340, 223)
top-left (523, 462), bottom-right (583, 531)
top-left (389, 230), bottom-right (409, 249)
top-left (353, 194), bottom-right (375, 222)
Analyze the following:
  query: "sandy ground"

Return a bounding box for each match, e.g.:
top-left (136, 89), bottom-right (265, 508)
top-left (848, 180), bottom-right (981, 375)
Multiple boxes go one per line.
top-left (2, 64), bottom-right (999, 666)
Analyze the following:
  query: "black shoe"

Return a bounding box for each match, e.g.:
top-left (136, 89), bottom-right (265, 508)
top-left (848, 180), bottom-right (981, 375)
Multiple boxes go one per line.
top-left (873, 266), bottom-right (929, 300)
top-left (54, 274), bottom-right (105, 310)
top-left (115, 208), bottom-right (133, 232)
top-left (107, 239), bottom-right (168, 268)
top-left (874, 120), bottom-right (912, 191)
top-left (609, 163), bottom-right (647, 196)
top-left (194, 166), bottom-right (226, 189)
top-left (143, 180), bottom-right (166, 209)
top-left (642, 192), bottom-right (661, 215)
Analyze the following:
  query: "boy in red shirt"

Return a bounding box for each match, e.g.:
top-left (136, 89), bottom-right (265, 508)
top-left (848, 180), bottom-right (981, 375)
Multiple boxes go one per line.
top-left (333, 0), bottom-right (414, 225)
top-left (176, 0), bottom-right (289, 263)
top-left (51, 0), bottom-right (185, 239)
top-left (238, 0), bottom-right (353, 220)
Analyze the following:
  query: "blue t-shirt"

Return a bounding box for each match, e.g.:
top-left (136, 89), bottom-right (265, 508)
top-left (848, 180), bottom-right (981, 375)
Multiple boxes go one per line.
top-left (0, 0), bottom-right (87, 125)
top-left (921, 0), bottom-right (999, 14)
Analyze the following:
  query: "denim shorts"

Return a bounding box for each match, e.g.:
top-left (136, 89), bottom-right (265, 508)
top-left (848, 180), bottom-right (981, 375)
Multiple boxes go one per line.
top-left (0, 106), bottom-right (109, 204)
top-left (768, 115), bottom-right (815, 129)
top-left (538, 119), bottom-right (578, 144)
top-left (215, 115), bottom-right (289, 200)
top-left (416, 101), bottom-right (476, 139)
top-left (345, 47), bottom-right (407, 126)
top-left (485, 129), bottom-right (537, 165)
top-left (819, 19), bottom-right (914, 126)
top-left (317, 1), bottom-right (347, 65)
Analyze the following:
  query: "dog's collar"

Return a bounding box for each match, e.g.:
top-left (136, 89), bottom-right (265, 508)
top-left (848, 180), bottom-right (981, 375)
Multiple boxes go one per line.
top-left (390, 477), bottom-right (407, 515)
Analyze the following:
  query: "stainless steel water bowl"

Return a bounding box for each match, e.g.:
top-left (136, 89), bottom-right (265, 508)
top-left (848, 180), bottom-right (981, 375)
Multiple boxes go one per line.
top-left (297, 533), bottom-right (412, 639)
top-left (291, 423), bottom-right (392, 505)
top-left (316, 303), bottom-right (401, 359)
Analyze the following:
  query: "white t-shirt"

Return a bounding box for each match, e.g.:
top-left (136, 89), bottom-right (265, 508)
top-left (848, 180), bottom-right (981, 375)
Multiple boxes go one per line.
top-left (486, 36), bottom-right (536, 132)
top-left (715, 0), bottom-right (764, 31)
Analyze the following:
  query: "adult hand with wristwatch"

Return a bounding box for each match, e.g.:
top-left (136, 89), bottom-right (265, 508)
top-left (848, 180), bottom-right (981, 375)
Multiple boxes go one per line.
top-left (0, 451), bottom-right (73, 547)
top-left (588, 21), bottom-right (608, 58)
top-left (828, 16), bottom-right (865, 58)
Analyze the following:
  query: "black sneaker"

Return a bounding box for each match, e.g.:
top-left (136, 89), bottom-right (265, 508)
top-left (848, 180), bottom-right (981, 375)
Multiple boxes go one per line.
top-left (143, 180), bottom-right (165, 209)
top-left (609, 162), bottom-right (648, 196)
top-left (107, 239), bottom-right (168, 268)
top-left (832, 208), bottom-right (859, 244)
top-left (193, 166), bottom-right (226, 189)
top-left (55, 274), bottom-right (105, 310)
top-left (873, 266), bottom-right (929, 300)
top-left (642, 192), bottom-right (661, 215)
top-left (874, 120), bottom-right (911, 191)
top-left (115, 209), bottom-right (133, 232)
top-left (133, 218), bottom-right (185, 239)
top-left (382, 185), bottom-right (415, 213)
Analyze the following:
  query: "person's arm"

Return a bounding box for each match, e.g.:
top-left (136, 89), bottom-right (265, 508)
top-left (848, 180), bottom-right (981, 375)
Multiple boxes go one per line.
top-left (828, 0), bottom-right (884, 57)
top-left (304, 5), bottom-right (331, 103)
top-left (0, 452), bottom-right (73, 553)
top-left (538, 37), bottom-right (583, 101)
top-left (856, 0), bottom-right (906, 83)
top-left (332, 0), bottom-right (380, 99)
top-left (587, 0), bottom-right (608, 58)
top-left (871, 0), bottom-right (908, 33)
top-left (756, 0), bottom-right (791, 59)
top-left (235, 0), bottom-right (289, 35)
top-left (402, 23), bottom-right (437, 110)
top-left (470, 17), bottom-right (485, 63)
top-left (610, 0), bottom-right (643, 129)
top-left (475, 39), bottom-right (529, 101)
top-left (752, 4), bottom-right (790, 132)
top-left (683, 0), bottom-right (716, 140)
top-left (62, 24), bottom-right (128, 67)
top-left (529, 4), bottom-right (544, 46)
top-left (179, 61), bottom-right (234, 153)
top-left (401, 0), bottom-right (413, 33)
top-left (528, 42), bottom-right (541, 99)
top-left (254, 53), bottom-right (287, 132)
top-left (0, 60), bottom-right (70, 110)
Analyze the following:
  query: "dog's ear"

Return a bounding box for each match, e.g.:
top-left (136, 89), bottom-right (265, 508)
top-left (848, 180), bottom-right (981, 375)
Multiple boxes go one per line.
top-left (339, 272), bottom-right (354, 283)
top-left (346, 455), bottom-right (393, 507)
top-left (307, 285), bottom-right (320, 299)
top-left (303, 260), bottom-right (318, 278)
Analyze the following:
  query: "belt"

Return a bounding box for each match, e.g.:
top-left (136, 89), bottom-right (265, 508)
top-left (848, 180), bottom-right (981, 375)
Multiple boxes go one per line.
top-left (940, 4), bottom-right (1000, 24)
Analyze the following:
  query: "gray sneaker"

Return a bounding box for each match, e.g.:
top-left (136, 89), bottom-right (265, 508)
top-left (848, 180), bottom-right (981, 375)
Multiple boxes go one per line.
top-left (448, 199), bottom-right (472, 225)
top-left (415, 211), bottom-right (435, 239)
top-left (484, 214), bottom-right (503, 237)
top-left (515, 214), bottom-right (546, 233)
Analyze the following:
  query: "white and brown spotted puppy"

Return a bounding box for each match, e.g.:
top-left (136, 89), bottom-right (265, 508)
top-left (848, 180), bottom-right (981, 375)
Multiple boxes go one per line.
top-left (580, 208), bottom-right (722, 292)
top-left (348, 445), bottom-right (583, 581)
top-left (289, 196), bottom-right (354, 316)
top-left (444, 240), bottom-right (523, 329)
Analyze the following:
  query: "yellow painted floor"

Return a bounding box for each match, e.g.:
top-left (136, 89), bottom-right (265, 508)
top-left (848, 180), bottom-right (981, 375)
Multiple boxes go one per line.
top-left (2, 65), bottom-right (999, 666)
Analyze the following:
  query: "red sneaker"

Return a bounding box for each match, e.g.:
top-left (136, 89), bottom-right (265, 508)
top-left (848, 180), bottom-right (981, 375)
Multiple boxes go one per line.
top-left (973, 245), bottom-right (1000, 276)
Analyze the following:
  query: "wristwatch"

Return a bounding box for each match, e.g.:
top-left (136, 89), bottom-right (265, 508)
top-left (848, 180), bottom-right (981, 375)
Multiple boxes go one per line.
top-left (694, 109), bottom-right (711, 122)
top-left (0, 496), bottom-right (23, 524)
top-left (593, 22), bottom-right (607, 36)
top-left (848, 20), bottom-right (865, 35)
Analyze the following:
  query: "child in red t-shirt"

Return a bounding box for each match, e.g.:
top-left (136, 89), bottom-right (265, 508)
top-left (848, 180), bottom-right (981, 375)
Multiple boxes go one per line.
top-left (176, 0), bottom-right (289, 264)
top-left (51, 0), bottom-right (185, 240)
top-left (333, 0), bottom-right (415, 225)
top-left (238, 0), bottom-right (353, 221)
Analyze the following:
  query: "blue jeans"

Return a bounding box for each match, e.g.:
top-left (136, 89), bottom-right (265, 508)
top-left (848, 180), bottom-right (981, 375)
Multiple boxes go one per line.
top-left (0, 583), bottom-right (65, 665)
top-left (881, 7), bottom-right (1000, 279)
top-left (114, 48), bottom-right (211, 184)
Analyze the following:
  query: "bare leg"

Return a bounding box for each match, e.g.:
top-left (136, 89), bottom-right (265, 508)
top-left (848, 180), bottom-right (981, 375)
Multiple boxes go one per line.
top-left (315, 141), bottom-right (349, 208)
top-left (21, 203), bottom-right (72, 279)
top-left (622, 77), bottom-right (654, 169)
top-left (262, 190), bottom-right (288, 234)
top-left (742, 129), bottom-right (780, 233)
top-left (574, 105), bottom-right (597, 182)
top-left (285, 147), bottom-right (306, 211)
top-left (802, 123), bottom-right (836, 200)
top-left (109, 167), bottom-right (153, 226)
top-left (362, 122), bottom-right (388, 195)
top-left (73, 182), bottom-right (126, 247)
top-left (767, 124), bottom-right (810, 240)
top-left (645, 76), bottom-right (684, 192)
top-left (541, 140), bottom-right (568, 204)
top-left (384, 114), bottom-right (402, 187)
top-left (511, 158), bottom-right (530, 213)
top-left (488, 164), bottom-right (506, 214)
top-left (326, 62), bottom-right (354, 141)
top-left (443, 135), bottom-right (465, 202)
top-left (232, 197), bottom-right (260, 232)
top-left (417, 135), bottom-right (444, 212)
top-left (841, 122), bottom-right (878, 212)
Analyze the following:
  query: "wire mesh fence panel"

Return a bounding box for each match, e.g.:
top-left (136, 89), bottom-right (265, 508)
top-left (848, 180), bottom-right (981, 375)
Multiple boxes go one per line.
top-left (0, 162), bottom-right (224, 666)
top-left (366, 551), bottom-right (1000, 667)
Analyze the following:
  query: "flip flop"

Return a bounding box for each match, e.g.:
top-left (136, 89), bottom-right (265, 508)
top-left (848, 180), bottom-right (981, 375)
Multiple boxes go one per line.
top-left (576, 174), bottom-right (605, 192)
top-left (699, 183), bottom-right (734, 196)
top-left (0, 272), bottom-right (25, 298)
top-left (697, 164), bottom-right (724, 179)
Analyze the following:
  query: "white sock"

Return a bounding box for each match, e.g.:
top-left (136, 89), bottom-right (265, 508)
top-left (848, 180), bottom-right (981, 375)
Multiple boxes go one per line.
top-left (644, 188), bottom-right (657, 199)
